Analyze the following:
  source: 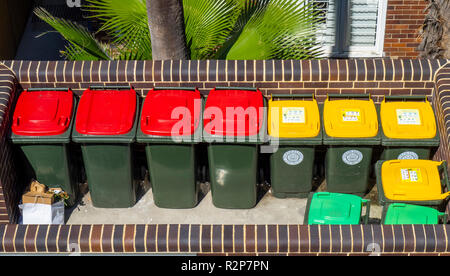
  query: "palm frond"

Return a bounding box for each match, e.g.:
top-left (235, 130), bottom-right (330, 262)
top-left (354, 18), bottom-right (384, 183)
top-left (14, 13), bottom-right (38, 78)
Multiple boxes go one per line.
top-left (83, 0), bottom-right (152, 59)
top-left (225, 0), bottom-right (323, 60)
top-left (183, 0), bottom-right (237, 59)
top-left (34, 7), bottom-right (111, 60)
top-left (212, 0), bottom-right (271, 59)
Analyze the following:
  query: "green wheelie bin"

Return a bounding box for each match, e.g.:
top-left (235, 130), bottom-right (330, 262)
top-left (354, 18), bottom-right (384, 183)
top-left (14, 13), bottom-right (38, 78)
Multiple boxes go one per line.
top-left (72, 86), bottom-right (139, 208)
top-left (136, 87), bottom-right (203, 209)
top-left (11, 88), bottom-right (79, 206)
top-left (267, 94), bottom-right (322, 198)
top-left (323, 94), bottom-right (381, 197)
top-left (380, 95), bottom-right (440, 160)
top-left (381, 203), bottom-right (447, 225)
top-left (203, 87), bottom-right (267, 209)
top-left (304, 192), bottom-right (371, 225)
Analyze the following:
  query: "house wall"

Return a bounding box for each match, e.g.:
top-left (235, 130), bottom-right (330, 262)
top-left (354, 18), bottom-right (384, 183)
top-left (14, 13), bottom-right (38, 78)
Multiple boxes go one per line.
top-left (0, 0), bottom-right (32, 59)
top-left (384, 0), bottom-right (428, 58)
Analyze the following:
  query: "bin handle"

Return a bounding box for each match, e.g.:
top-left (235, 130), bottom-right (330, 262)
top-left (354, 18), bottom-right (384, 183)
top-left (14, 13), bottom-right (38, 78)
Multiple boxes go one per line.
top-left (270, 94), bottom-right (315, 100)
top-left (89, 85), bottom-right (132, 90)
top-left (215, 86), bottom-right (258, 91)
top-left (383, 95), bottom-right (428, 103)
top-left (26, 88), bottom-right (71, 92)
top-left (438, 161), bottom-right (450, 192)
top-left (327, 93), bottom-right (371, 101)
top-left (361, 199), bottom-right (371, 225)
top-left (438, 212), bottom-right (448, 224)
top-left (153, 87), bottom-right (197, 91)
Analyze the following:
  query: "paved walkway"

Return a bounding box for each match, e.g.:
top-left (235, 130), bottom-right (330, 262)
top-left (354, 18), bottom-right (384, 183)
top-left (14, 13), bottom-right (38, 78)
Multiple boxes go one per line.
top-left (66, 182), bottom-right (382, 225)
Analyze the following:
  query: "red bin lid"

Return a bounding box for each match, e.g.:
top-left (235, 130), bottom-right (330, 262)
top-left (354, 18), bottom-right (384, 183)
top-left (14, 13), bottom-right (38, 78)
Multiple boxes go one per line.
top-left (75, 88), bottom-right (136, 135)
top-left (140, 88), bottom-right (201, 136)
top-left (12, 89), bottom-right (74, 136)
top-left (203, 88), bottom-right (264, 136)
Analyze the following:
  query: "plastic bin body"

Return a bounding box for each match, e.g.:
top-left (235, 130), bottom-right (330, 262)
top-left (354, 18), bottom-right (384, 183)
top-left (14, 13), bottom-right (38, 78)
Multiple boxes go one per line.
top-left (11, 89), bottom-right (78, 206)
top-left (203, 87), bottom-right (267, 209)
top-left (136, 88), bottom-right (202, 209)
top-left (81, 144), bottom-right (135, 207)
top-left (380, 96), bottom-right (439, 160)
top-left (207, 144), bottom-right (258, 208)
top-left (267, 94), bottom-right (322, 198)
top-left (323, 94), bottom-right (380, 196)
top-left (375, 159), bottom-right (450, 209)
top-left (72, 87), bottom-right (138, 208)
top-left (304, 192), bottom-right (370, 225)
top-left (381, 203), bottom-right (447, 224)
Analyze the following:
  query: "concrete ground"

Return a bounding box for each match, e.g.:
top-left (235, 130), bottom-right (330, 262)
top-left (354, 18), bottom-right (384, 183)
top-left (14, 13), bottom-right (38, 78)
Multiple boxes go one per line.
top-left (66, 181), bottom-right (383, 225)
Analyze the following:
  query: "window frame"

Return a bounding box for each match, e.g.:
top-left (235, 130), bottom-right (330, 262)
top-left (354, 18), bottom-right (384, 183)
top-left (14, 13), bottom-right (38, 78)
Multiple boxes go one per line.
top-left (318, 0), bottom-right (388, 58)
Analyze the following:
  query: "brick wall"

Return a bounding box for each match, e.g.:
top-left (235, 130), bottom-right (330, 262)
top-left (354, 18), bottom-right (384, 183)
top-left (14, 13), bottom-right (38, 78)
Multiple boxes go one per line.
top-left (2, 59), bottom-right (445, 103)
top-left (0, 64), bottom-right (21, 223)
top-left (384, 0), bottom-right (428, 58)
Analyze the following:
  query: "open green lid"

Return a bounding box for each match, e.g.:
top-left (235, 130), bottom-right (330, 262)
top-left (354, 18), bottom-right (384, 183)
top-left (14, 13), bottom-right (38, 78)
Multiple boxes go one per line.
top-left (383, 203), bottom-right (446, 225)
top-left (305, 192), bottom-right (370, 225)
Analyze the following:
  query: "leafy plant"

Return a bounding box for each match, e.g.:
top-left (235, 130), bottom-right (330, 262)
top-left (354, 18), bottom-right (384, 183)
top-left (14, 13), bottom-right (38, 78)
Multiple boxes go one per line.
top-left (35, 0), bottom-right (324, 60)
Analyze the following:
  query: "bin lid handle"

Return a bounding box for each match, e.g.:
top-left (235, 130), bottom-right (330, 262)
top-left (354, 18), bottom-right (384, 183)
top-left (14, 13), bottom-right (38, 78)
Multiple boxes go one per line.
top-left (383, 95), bottom-right (428, 103)
top-left (89, 85), bottom-right (133, 90)
top-left (215, 86), bottom-right (258, 91)
top-left (153, 87), bottom-right (197, 91)
top-left (327, 93), bottom-right (371, 101)
top-left (26, 88), bottom-right (71, 92)
top-left (270, 94), bottom-right (315, 101)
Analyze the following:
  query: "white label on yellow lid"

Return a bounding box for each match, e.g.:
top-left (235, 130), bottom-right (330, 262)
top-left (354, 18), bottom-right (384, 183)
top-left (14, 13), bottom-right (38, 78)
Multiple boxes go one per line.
top-left (282, 107), bottom-right (305, 123)
top-left (396, 109), bottom-right (421, 125)
top-left (342, 109), bottom-right (361, 122)
top-left (400, 168), bottom-right (422, 183)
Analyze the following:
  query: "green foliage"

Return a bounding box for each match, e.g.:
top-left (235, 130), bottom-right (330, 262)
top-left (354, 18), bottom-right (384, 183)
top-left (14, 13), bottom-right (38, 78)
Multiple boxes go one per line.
top-left (35, 0), bottom-right (324, 60)
top-left (34, 7), bottom-right (111, 60)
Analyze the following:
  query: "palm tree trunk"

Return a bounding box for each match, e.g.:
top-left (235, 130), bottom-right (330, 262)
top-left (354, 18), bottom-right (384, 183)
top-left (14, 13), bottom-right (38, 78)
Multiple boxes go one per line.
top-left (146, 0), bottom-right (189, 59)
top-left (419, 0), bottom-right (450, 59)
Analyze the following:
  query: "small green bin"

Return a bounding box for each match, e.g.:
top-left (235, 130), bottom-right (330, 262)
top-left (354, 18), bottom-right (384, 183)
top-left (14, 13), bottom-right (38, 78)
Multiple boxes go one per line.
top-left (203, 87), bottom-right (267, 209)
top-left (11, 88), bottom-right (79, 206)
top-left (72, 86), bottom-right (139, 208)
top-left (380, 96), bottom-right (440, 160)
top-left (136, 87), bottom-right (203, 209)
top-left (323, 94), bottom-right (381, 196)
top-left (267, 94), bottom-right (323, 198)
top-left (381, 203), bottom-right (447, 224)
top-left (304, 192), bottom-right (370, 225)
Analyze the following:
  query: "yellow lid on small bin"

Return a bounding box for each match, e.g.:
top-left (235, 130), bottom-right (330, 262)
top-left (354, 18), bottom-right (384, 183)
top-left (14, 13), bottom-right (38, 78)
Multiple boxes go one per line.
top-left (380, 98), bottom-right (437, 139)
top-left (323, 95), bottom-right (378, 138)
top-left (381, 160), bottom-right (450, 201)
top-left (268, 96), bottom-right (320, 138)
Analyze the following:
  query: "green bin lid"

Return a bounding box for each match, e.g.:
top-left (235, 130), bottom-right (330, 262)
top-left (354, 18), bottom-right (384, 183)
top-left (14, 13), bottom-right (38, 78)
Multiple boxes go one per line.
top-left (383, 203), bottom-right (445, 225)
top-left (306, 192), bottom-right (367, 225)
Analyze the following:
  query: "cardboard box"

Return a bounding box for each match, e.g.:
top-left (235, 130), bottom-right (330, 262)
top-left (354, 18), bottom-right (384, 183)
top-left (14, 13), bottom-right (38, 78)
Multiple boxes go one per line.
top-left (22, 191), bottom-right (54, 205)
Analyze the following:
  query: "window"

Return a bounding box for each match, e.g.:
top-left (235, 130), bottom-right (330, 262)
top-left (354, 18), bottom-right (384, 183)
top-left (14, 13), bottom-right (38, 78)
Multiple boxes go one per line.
top-left (314, 0), bottom-right (388, 58)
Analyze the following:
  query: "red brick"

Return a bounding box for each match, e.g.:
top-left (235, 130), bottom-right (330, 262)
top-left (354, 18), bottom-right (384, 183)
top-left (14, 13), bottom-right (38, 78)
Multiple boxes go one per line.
top-left (384, 0), bottom-right (425, 58)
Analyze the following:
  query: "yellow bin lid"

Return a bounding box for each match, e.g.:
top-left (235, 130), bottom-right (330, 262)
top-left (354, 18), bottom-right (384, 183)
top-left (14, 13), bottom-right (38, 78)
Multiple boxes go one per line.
top-left (380, 97), bottom-right (437, 139)
top-left (381, 160), bottom-right (450, 201)
top-left (323, 95), bottom-right (378, 138)
top-left (268, 95), bottom-right (320, 138)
